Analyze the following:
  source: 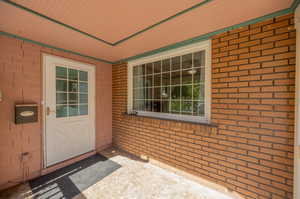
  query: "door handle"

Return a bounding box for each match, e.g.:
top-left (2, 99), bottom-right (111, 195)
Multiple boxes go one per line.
top-left (46, 107), bottom-right (56, 116)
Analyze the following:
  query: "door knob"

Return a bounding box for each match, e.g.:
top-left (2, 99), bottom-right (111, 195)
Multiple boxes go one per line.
top-left (46, 107), bottom-right (56, 116)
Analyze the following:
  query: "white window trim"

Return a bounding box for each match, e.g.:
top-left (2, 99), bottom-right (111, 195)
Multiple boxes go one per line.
top-left (127, 39), bottom-right (211, 123)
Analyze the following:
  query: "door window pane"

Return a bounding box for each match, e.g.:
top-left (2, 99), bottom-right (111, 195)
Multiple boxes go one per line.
top-left (79, 71), bottom-right (88, 81)
top-left (56, 66), bottom-right (89, 118)
top-left (69, 81), bottom-right (78, 92)
top-left (80, 94), bottom-right (88, 103)
top-left (79, 82), bottom-right (88, 93)
top-left (69, 105), bottom-right (79, 116)
top-left (56, 66), bottom-right (67, 79)
top-left (68, 69), bottom-right (78, 80)
top-left (56, 93), bottom-right (67, 104)
top-left (56, 105), bottom-right (68, 117)
top-left (68, 93), bottom-right (78, 104)
top-left (79, 105), bottom-right (88, 115)
top-left (56, 80), bottom-right (67, 92)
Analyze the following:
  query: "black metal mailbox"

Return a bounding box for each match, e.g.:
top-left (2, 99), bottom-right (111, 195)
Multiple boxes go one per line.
top-left (15, 104), bottom-right (38, 124)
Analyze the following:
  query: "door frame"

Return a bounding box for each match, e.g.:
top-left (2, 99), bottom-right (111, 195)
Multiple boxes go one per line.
top-left (42, 53), bottom-right (96, 168)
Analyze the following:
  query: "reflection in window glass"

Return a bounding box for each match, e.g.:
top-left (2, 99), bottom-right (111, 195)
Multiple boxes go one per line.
top-left (153, 101), bottom-right (161, 112)
top-left (154, 61), bottom-right (161, 73)
top-left (171, 86), bottom-right (180, 99)
top-left (171, 56), bottom-right (180, 70)
top-left (154, 74), bottom-right (161, 87)
top-left (182, 101), bottom-right (192, 114)
top-left (194, 51), bottom-right (205, 67)
top-left (162, 73), bottom-right (170, 86)
top-left (171, 71), bottom-right (180, 85)
top-left (68, 81), bottom-right (78, 92)
top-left (146, 63), bottom-right (153, 75)
top-left (162, 59), bottom-right (170, 72)
top-left (171, 101), bottom-right (180, 113)
top-left (182, 53), bottom-right (192, 69)
top-left (132, 50), bottom-right (206, 118)
top-left (161, 101), bottom-right (170, 113)
top-left (193, 101), bottom-right (204, 116)
top-left (182, 70), bottom-right (193, 84)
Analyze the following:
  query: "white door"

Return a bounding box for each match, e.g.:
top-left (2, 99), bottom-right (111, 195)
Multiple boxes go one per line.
top-left (43, 54), bottom-right (95, 167)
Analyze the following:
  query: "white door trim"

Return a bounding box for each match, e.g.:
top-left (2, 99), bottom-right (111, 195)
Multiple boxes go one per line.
top-left (294, 6), bottom-right (300, 199)
top-left (42, 53), bottom-right (96, 168)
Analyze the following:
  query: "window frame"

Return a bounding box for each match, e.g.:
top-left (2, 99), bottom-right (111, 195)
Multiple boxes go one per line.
top-left (127, 40), bottom-right (211, 123)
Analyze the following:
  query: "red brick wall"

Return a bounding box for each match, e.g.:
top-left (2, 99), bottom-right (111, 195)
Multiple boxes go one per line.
top-left (112, 13), bottom-right (296, 199)
top-left (0, 35), bottom-right (112, 189)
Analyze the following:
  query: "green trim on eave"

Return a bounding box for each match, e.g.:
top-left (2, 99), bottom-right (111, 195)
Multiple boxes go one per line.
top-left (0, 31), bottom-right (113, 64)
top-left (1, 0), bottom-right (213, 46)
top-left (115, 6), bottom-right (295, 64)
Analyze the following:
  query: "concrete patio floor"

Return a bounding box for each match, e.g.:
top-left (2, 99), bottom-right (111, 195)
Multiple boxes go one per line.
top-left (0, 149), bottom-right (240, 199)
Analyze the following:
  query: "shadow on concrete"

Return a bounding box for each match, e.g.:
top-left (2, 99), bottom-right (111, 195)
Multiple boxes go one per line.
top-left (29, 154), bottom-right (121, 199)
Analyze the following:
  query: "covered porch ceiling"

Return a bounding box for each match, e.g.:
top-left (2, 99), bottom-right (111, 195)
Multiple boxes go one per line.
top-left (0, 0), bottom-right (296, 63)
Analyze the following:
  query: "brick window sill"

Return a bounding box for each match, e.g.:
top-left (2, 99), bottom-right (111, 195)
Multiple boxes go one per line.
top-left (123, 112), bottom-right (218, 127)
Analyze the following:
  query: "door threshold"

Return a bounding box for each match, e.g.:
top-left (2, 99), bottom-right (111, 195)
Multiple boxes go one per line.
top-left (42, 150), bottom-right (96, 176)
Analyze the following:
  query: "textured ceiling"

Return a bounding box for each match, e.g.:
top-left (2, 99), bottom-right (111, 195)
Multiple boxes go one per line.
top-left (0, 0), bottom-right (294, 63)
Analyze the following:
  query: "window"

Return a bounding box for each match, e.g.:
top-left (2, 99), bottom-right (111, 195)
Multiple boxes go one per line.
top-left (56, 66), bottom-right (88, 118)
top-left (128, 40), bottom-right (211, 123)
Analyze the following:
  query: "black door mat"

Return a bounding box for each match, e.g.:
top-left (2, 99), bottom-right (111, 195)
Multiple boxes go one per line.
top-left (29, 154), bottom-right (121, 199)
